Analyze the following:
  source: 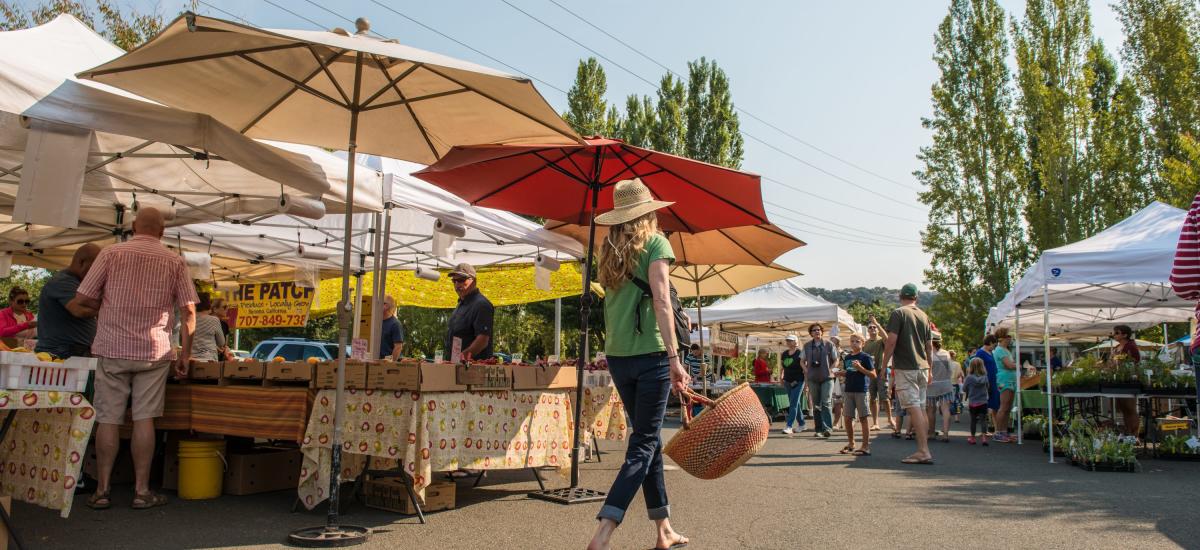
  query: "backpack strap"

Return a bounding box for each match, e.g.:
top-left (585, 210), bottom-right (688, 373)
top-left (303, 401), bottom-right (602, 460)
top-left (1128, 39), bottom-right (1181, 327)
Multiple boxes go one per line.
top-left (630, 276), bottom-right (652, 336)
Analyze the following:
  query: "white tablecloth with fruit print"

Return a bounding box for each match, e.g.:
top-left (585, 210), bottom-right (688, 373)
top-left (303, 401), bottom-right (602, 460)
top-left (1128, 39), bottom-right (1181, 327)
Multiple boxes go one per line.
top-left (297, 388), bottom-right (573, 510)
top-left (0, 390), bottom-right (95, 517)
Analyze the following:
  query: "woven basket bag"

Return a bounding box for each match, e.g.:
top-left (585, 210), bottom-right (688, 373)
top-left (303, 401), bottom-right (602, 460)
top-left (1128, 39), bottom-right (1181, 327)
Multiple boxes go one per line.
top-left (664, 383), bottom-right (769, 479)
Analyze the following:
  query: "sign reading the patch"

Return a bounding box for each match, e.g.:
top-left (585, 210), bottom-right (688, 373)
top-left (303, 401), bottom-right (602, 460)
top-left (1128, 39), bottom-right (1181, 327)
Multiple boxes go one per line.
top-left (226, 281), bottom-right (315, 328)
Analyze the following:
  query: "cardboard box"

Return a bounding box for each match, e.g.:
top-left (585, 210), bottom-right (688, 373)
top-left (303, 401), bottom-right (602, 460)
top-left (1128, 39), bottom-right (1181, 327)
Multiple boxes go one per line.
top-left (456, 364), bottom-right (511, 390)
top-left (367, 363), bottom-right (419, 391)
top-left (314, 360), bottom-right (368, 389)
top-left (419, 363), bottom-right (468, 392)
top-left (266, 361), bottom-right (314, 382)
top-left (189, 360), bottom-right (223, 380)
top-left (83, 442), bottom-right (135, 486)
top-left (513, 365), bottom-right (577, 390)
top-left (1156, 417), bottom-right (1195, 440)
top-left (364, 478), bottom-right (455, 515)
top-left (223, 447), bottom-right (303, 495)
top-left (223, 360), bottom-right (266, 380)
top-left (536, 365), bottom-right (577, 389)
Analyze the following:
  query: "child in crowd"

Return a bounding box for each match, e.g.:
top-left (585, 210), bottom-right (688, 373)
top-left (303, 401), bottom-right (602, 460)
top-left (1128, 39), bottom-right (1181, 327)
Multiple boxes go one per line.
top-left (964, 357), bottom-right (991, 446)
top-left (830, 336), bottom-right (844, 429)
top-left (838, 333), bottom-right (876, 455)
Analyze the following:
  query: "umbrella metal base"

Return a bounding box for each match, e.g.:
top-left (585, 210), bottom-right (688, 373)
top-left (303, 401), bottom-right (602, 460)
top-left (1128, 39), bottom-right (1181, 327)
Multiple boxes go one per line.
top-left (528, 487), bottom-right (607, 504)
top-left (287, 525), bottom-right (371, 547)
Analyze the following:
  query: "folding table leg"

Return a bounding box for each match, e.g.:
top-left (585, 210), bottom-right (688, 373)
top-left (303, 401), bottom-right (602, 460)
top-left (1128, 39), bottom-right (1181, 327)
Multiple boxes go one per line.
top-left (401, 473), bottom-right (426, 525)
top-left (592, 433), bottom-right (602, 463)
top-left (529, 468), bottom-right (546, 492)
top-left (472, 470), bottom-right (487, 488)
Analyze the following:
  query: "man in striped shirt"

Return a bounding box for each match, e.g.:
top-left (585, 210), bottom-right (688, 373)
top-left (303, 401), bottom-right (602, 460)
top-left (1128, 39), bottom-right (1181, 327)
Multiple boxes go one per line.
top-left (70, 207), bottom-right (198, 510)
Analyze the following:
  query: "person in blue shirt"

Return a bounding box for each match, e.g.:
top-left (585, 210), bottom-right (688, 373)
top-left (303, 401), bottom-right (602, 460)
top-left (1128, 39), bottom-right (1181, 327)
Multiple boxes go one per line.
top-left (973, 335), bottom-right (999, 435)
top-left (1049, 348), bottom-right (1064, 371)
top-left (378, 295), bottom-right (405, 360)
top-left (838, 333), bottom-right (876, 455)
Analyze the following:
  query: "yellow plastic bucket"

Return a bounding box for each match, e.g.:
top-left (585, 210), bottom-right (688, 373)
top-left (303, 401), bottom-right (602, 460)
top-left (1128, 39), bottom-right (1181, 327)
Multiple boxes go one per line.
top-left (177, 439), bottom-right (226, 500)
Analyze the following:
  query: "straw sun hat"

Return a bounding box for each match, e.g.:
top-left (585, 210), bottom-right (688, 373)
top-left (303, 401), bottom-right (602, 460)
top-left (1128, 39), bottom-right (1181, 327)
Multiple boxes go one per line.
top-left (595, 178), bottom-right (674, 226)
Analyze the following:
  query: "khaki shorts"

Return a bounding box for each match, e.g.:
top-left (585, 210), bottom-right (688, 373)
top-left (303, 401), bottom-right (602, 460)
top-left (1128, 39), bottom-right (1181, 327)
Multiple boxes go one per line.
top-left (843, 392), bottom-right (869, 419)
top-left (94, 357), bottom-right (171, 424)
top-left (894, 369), bottom-right (928, 410)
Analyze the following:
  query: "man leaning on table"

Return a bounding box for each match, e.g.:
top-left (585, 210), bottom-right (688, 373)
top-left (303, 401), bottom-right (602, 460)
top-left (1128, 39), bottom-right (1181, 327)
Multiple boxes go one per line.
top-left (445, 263), bottom-right (494, 362)
top-left (69, 207), bottom-right (198, 511)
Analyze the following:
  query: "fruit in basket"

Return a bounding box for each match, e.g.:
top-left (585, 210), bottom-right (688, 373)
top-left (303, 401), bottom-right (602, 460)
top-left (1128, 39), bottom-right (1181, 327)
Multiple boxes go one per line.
top-left (35, 352), bottom-right (53, 362)
top-left (10, 347), bottom-right (28, 353)
top-left (273, 356), bottom-right (286, 363)
top-left (307, 357), bottom-right (320, 365)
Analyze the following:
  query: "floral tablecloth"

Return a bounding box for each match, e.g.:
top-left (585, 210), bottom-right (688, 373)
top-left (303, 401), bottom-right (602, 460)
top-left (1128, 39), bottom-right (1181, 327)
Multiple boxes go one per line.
top-left (298, 388), bottom-right (573, 510)
top-left (582, 376), bottom-right (627, 442)
top-left (0, 390), bottom-right (95, 518)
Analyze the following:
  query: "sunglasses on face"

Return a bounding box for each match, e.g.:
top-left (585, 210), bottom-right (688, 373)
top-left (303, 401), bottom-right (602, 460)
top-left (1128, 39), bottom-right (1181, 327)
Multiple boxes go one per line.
top-left (14, 299), bottom-right (28, 305)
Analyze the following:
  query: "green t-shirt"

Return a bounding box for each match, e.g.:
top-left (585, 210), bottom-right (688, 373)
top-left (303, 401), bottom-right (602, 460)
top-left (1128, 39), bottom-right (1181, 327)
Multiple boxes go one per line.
top-left (863, 337), bottom-right (887, 379)
top-left (885, 304), bottom-right (931, 370)
top-left (603, 234), bottom-right (675, 357)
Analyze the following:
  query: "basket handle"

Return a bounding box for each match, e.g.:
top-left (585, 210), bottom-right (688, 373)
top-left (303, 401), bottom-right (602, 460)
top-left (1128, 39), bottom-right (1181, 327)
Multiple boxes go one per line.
top-left (678, 387), bottom-right (716, 429)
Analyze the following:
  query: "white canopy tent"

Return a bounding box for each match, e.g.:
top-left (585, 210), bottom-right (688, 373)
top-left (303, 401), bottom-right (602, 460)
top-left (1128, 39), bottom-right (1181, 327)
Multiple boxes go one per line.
top-left (987, 202), bottom-right (1192, 338)
top-left (692, 278), bottom-right (861, 338)
top-left (984, 201), bottom-right (1190, 460)
top-left (0, 15), bottom-right (381, 250)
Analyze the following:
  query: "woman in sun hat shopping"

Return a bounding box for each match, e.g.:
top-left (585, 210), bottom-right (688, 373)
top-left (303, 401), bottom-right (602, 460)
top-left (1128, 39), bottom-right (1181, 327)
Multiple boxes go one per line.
top-left (588, 178), bottom-right (690, 550)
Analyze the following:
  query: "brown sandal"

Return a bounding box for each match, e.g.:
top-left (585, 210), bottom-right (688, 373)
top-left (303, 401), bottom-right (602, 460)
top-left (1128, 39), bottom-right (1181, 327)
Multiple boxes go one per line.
top-left (131, 491), bottom-right (168, 510)
top-left (86, 492), bottom-right (111, 510)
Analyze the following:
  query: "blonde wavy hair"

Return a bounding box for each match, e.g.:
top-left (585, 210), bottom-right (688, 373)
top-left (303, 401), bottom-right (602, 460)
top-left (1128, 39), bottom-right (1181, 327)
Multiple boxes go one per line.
top-left (597, 212), bottom-right (660, 289)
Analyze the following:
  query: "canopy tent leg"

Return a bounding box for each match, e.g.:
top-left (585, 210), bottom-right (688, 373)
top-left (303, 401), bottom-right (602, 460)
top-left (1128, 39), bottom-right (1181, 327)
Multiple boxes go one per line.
top-left (698, 280), bottom-right (707, 396)
top-left (554, 297), bottom-right (562, 359)
top-left (1015, 307), bottom-right (1022, 445)
top-left (1043, 284), bottom-right (1055, 464)
top-left (368, 212), bottom-right (383, 356)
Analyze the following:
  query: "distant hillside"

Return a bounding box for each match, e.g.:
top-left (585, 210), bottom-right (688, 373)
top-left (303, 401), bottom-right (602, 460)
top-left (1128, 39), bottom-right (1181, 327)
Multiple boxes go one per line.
top-left (806, 287), bottom-right (936, 310)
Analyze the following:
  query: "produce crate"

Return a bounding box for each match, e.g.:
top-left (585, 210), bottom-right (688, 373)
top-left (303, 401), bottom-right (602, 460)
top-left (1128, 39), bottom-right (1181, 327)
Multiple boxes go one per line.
top-left (314, 360), bottom-right (367, 389)
top-left (189, 360), bottom-right (223, 380)
top-left (223, 360), bottom-right (266, 380)
top-left (418, 363), bottom-right (467, 392)
top-left (0, 356), bottom-right (97, 392)
top-left (366, 362), bottom-right (419, 391)
top-left (364, 478), bottom-right (454, 515)
top-left (456, 363), bottom-right (511, 390)
top-left (223, 446), bottom-right (303, 495)
top-left (265, 361), bottom-right (314, 384)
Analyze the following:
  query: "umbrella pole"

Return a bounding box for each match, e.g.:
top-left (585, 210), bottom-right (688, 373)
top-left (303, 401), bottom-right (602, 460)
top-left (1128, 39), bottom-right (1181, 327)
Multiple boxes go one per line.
top-left (290, 54), bottom-right (369, 547)
top-left (698, 279), bottom-right (707, 396)
top-left (530, 184), bottom-right (605, 504)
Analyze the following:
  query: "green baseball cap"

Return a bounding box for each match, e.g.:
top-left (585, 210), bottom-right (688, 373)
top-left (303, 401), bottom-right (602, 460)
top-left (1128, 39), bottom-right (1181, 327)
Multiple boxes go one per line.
top-left (900, 283), bottom-right (919, 298)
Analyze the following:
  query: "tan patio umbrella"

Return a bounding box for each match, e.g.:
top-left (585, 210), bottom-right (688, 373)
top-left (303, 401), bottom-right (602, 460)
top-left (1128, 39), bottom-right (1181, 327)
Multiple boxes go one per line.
top-left (546, 222), bottom-right (803, 266)
top-left (79, 12), bottom-right (579, 545)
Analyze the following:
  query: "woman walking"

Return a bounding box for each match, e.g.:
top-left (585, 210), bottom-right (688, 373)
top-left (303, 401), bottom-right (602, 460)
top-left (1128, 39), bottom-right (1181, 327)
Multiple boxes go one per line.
top-left (588, 179), bottom-right (690, 550)
top-left (780, 334), bottom-right (806, 434)
top-left (803, 324), bottom-right (837, 438)
top-left (992, 329), bottom-right (1017, 442)
top-left (926, 332), bottom-right (954, 442)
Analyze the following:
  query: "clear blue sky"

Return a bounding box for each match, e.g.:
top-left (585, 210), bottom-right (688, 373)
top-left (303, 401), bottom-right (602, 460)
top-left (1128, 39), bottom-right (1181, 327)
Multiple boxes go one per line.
top-left (134, 1), bottom-right (1124, 289)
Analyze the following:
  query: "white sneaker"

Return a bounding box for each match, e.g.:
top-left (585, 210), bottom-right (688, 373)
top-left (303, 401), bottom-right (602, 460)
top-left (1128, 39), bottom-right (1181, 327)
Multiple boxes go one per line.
top-left (782, 427), bottom-right (794, 435)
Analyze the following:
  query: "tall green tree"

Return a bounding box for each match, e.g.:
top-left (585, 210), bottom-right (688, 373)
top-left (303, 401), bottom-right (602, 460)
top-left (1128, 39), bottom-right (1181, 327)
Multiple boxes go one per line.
top-left (1012, 0), bottom-right (1095, 251)
top-left (684, 58), bottom-right (745, 169)
top-left (1115, 0), bottom-right (1200, 207)
top-left (916, 0), bottom-right (1030, 347)
top-left (651, 74), bottom-right (687, 156)
top-left (618, 94), bottom-right (656, 147)
top-left (563, 57), bottom-right (617, 137)
top-left (0, 0), bottom-right (162, 51)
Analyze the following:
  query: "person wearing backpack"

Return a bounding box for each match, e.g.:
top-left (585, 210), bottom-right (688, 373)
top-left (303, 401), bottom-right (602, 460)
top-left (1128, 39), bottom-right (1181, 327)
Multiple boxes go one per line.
top-left (588, 178), bottom-right (690, 550)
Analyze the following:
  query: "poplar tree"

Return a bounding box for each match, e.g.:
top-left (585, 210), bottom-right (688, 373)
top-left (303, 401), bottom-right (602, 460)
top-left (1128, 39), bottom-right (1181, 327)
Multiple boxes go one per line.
top-left (563, 58), bottom-right (616, 137)
top-left (917, 0), bottom-right (1029, 346)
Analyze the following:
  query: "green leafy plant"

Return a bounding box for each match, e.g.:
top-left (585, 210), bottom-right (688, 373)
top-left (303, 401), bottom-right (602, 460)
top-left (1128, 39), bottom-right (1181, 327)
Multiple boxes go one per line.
top-left (1065, 420), bottom-right (1138, 468)
top-left (1160, 434), bottom-right (1199, 456)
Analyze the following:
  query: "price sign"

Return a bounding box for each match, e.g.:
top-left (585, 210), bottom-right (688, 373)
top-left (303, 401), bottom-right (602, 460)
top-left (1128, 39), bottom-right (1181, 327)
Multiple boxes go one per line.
top-left (351, 338), bottom-right (367, 360)
top-left (711, 330), bottom-right (739, 358)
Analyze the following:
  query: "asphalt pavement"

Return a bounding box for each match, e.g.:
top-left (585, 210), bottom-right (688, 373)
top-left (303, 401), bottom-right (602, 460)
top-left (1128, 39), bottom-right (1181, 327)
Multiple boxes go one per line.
top-left (13, 416), bottom-right (1200, 549)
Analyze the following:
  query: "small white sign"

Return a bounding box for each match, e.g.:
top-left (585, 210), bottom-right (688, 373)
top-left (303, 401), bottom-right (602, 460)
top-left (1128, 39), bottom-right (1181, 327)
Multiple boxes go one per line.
top-left (450, 336), bottom-right (463, 364)
top-left (434, 349), bottom-right (444, 364)
top-left (511, 353), bottom-right (523, 364)
top-left (547, 354), bottom-right (559, 364)
top-left (1187, 436), bottom-right (1200, 450)
top-left (351, 338), bottom-right (367, 360)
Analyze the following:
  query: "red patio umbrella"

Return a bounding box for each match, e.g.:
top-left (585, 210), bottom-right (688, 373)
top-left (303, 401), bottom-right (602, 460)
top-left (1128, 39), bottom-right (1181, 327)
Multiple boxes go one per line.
top-left (414, 137), bottom-right (769, 503)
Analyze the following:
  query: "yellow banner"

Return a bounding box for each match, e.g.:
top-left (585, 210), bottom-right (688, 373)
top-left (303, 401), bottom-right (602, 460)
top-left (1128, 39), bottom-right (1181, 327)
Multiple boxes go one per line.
top-left (314, 262), bottom-right (584, 312)
top-left (227, 281), bottom-right (315, 328)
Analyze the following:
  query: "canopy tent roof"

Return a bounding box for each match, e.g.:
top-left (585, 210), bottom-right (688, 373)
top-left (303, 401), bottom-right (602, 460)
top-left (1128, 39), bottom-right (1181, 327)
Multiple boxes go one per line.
top-left (690, 278), bottom-right (861, 336)
top-left (986, 202), bottom-right (1193, 339)
top-left (0, 15), bottom-right (381, 247)
top-left (1082, 339), bottom-right (1166, 353)
top-left (12, 156), bottom-right (583, 282)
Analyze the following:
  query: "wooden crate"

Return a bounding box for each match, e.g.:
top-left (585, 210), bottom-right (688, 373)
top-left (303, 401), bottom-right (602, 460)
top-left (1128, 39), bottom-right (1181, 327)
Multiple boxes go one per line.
top-left (266, 360), bottom-right (314, 383)
top-left (189, 360), bottom-right (223, 380)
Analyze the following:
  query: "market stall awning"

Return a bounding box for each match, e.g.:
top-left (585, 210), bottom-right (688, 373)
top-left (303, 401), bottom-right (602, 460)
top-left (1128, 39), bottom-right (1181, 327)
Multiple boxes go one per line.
top-left (690, 278), bottom-right (861, 336)
top-left (987, 202), bottom-right (1193, 338)
top-left (0, 14), bottom-right (381, 240)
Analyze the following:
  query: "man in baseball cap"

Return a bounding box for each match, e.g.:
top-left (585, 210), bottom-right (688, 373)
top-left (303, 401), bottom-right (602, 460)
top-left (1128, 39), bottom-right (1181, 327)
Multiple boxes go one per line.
top-left (445, 263), bottom-right (494, 362)
top-left (881, 282), bottom-right (935, 465)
